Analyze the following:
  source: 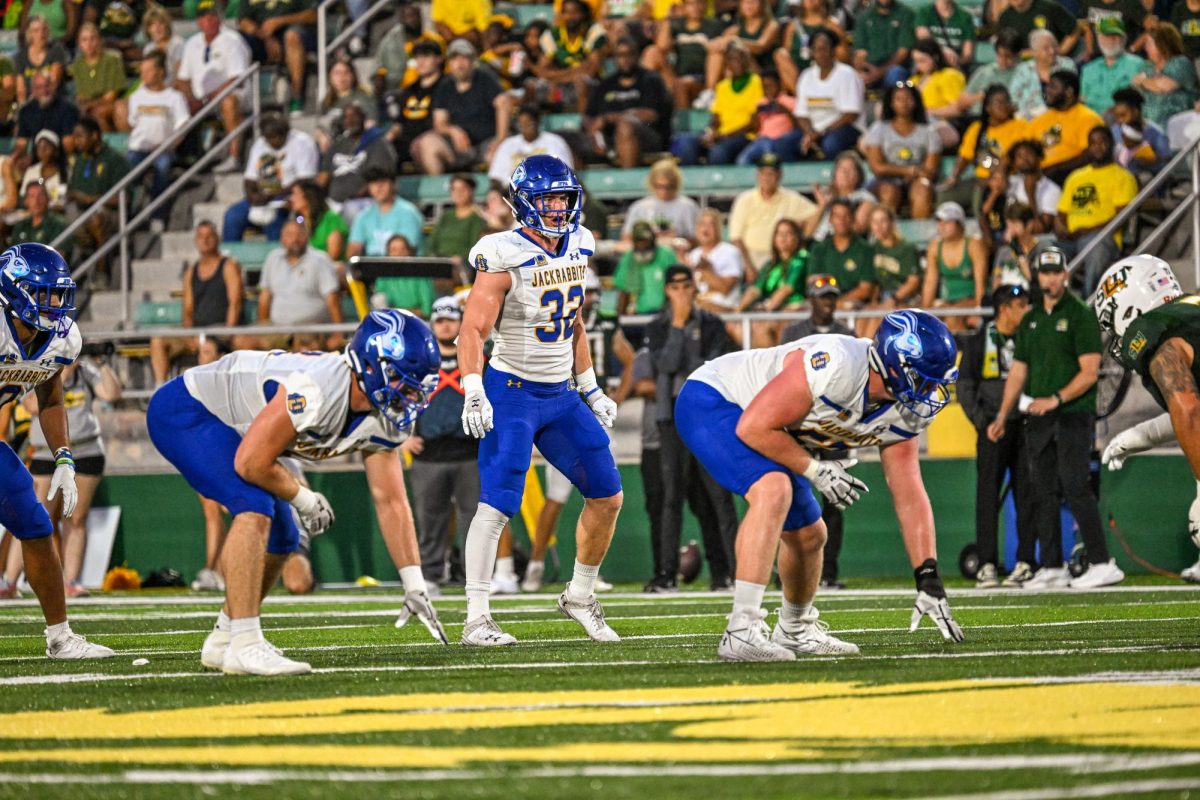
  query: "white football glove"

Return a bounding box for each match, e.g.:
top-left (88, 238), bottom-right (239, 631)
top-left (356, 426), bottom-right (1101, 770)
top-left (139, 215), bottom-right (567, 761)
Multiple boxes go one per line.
top-left (803, 458), bottom-right (868, 510)
top-left (461, 373), bottom-right (494, 438)
top-left (910, 590), bottom-right (965, 642)
top-left (576, 367), bottom-right (617, 427)
top-left (395, 590), bottom-right (449, 644)
top-left (1188, 483), bottom-right (1200, 551)
top-left (47, 460), bottom-right (78, 518)
top-left (289, 486), bottom-right (335, 535)
top-left (1102, 414), bottom-right (1175, 471)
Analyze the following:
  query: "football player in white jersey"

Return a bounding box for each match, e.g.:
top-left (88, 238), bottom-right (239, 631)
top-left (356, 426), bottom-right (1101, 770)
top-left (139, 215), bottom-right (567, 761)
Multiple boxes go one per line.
top-left (458, 154), bottom-right (624, 646)
top-left (0, 243), bottom-right (114, 659)
top-left (678, 309), bottom-right (965, 661)
top-left (146, 310), bottom-right (447, 676)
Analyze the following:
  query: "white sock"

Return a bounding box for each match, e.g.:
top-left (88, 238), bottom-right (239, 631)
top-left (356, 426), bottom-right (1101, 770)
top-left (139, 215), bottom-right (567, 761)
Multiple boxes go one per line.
top-left (45, 621), bottom-right (70, 641)
top-left (215, 610), bottom-right (232, 632)
top-left (567, 560), bottom-right (599, 602)
top-left (732, 580), bottom-right (767, 618)
top-left (229, 616), bottom-right (262, 646)
top-left (465, 503), bottom-right (509, 621)
top-left (494, 556), bottom-right (516, 579)
top-left (780, 598), bottom-right (814, 630)
top-left (399, 565), bottom-right (426, 595)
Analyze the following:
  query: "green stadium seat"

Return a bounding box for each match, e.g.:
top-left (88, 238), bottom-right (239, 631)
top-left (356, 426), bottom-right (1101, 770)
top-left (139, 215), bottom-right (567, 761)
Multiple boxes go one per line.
top-left (221, 241), bottom-right (277, 270)
top-left (136, 300), bottom-right (183, 328)
top-left (397, 174), bottom-right (490, 204)
top-left (674, 109), bottom-right (711, 133)
top-left (103, 132), bottom-right (129, 151)
top-left (975, 40), bottom-right (996, 65)
top-left (544, 113), bottom-right (582, 132)
top-left (508, 3), bottom-right (553, 26)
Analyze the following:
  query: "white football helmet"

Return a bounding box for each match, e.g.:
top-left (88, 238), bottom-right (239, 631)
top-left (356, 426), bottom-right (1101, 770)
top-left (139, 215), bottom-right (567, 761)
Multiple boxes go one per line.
top-left (1091, 255), bottom-right (1182, 342)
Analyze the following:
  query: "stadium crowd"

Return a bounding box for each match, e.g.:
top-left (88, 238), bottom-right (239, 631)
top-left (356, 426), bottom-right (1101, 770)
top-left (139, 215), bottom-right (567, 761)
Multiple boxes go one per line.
top-left (1, 0), bottom-right (1193, 596)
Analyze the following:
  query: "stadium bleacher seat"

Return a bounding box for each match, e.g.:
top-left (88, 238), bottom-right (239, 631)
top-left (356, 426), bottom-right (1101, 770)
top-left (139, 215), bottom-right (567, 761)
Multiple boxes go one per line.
top-left (504, 3), bottom-right (553, 26)
top-left (136, 300), bottom-right (183, 328)
top-left (220, 241), bottom-right (276, 271)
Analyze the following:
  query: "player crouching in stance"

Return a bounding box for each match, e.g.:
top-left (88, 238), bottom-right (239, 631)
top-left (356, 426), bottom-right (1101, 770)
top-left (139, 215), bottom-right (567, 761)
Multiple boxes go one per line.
top-left (147, 310), bottom-right (447, 676)
top-left (677, 310), bottom-right (964, 662)
top-left (0, 243), bottom-right (113, 659)
top-left (1094, 255), bottom-right (1200, 582)
top-left (458, 155), bottom-right (623, 646)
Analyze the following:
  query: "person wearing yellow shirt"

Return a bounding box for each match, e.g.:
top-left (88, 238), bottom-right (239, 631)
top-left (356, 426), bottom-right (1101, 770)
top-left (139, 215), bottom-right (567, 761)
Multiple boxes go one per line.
top-left (912, 39), bottom-right (966, 124)
top-left (1028, 70), bottom-right (1105, 184)
top-left (940, 84), bottom-right (1028, 209)
top-left (431, 0), bottom-right (492, 47)
top-left (671, 41), bottom-right (763, 164)
top-left (1055, 126), bottom-right (1138, 292)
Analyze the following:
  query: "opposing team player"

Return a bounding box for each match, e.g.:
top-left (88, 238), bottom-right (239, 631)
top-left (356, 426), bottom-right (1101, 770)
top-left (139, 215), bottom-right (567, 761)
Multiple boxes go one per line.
top-left (0, 243), bottom-right (113, 659)
top-left (1093, 255), bottom-right (1200, 581)
top-left (677, 309), bottom-right (964, 661)
top-left (147, 310), bottom-right (447, 676)
top-left (459, 155), bottom-right (623, 645)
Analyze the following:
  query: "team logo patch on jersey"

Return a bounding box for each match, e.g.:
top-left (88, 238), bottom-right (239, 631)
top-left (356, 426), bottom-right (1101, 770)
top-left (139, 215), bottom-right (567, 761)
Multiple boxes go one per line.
top-left (1127, 331), bottom-right (1148, 358)
top-left (474, 253), bottom-right (489, 272)
top-left (810, 352), bottom-right (830, 370)
top-left (1056, 319), bottom-right (1069, 332)
top-left (534, 255), bottom-right (549, 267)
top-left (287, 393), bottom-right (307, 414)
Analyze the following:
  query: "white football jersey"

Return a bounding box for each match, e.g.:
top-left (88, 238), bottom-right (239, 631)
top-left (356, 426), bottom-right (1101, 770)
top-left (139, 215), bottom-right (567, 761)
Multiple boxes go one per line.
top-left (468, 226), bottom-right (596, 382)
top-left (0, 318), bottom-right (80, 410)
top-left (689, 334), bottom-right (930, 451)
top-left (183, 350), bottom-right (407, 460)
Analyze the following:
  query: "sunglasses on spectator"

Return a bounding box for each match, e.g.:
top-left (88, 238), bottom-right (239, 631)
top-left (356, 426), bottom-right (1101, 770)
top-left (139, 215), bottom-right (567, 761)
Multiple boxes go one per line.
top-left (808, 275), bottom-right (839, 291)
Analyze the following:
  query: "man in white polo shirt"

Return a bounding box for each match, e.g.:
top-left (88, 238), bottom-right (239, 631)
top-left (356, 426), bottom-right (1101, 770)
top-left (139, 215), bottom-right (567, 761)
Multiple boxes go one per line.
top-left (794, 29), bottom-right (864, 159)
top-left (176, 0), bottom-right (252, 173)
top-left (128, 51), bottom-right (191, 226)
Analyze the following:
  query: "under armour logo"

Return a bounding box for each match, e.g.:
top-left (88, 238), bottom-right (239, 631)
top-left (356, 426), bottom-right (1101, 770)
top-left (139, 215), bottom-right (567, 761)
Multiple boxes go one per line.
top-left (570, 251), bottom-right (581, 262)
top-left (507, 379), bottom-right (523, 388)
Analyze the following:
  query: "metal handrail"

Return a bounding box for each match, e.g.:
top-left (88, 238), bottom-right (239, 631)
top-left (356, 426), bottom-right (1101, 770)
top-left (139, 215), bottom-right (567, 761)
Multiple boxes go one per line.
top-left (316, 0), bottom-right (394, 106)
top-left (1068, 135), bottom-right (1200, 285)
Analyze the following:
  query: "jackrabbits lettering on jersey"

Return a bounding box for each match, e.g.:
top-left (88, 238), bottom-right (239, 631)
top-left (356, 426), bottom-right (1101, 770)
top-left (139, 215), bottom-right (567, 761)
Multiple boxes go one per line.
top-left (468, 226), bottom-right (596, 383)
top-left (0, 321), bottom-right (80, 409)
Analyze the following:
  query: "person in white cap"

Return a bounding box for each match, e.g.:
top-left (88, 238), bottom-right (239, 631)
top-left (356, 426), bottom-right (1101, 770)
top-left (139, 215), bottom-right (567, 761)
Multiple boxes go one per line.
top-left (922, 200), bottom-right (987, 333)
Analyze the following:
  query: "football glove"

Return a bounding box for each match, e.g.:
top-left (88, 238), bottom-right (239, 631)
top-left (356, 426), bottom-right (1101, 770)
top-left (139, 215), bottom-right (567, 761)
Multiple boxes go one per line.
top-left (1188, 483), bottom-right (1200, 551)
top-left (395, 590), bottom-right (449, 644)
top-left (1102, 413), bottom-right (1174, 471)
top-left (803, 458), bottom-right (868, 510)
top-left (576, 367), bottom-right (617, 427)
top-left (910, 590), bottom-right (965, 642)
top-left (47, 449), bottom-right (77, 518)
top-left (461, 373), bottom-right (494, 438)
top-left (289, 486), bottom-right (335, 535)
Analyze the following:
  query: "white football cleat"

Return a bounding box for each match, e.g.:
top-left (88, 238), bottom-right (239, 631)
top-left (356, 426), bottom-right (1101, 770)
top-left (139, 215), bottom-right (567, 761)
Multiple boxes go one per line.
top-left (557, 591), bottom-right (620, 642)
top-left (1023, 565), bottom-right (1070, 589)
top-left (191, 568), bottom-right (225, 592)
top-left (521, 561), bottom-right (544, 593)
top-left (46, 631), bottom-right (115, 660)
top-left (491, 573), bottom-right (519, 595)
top-left (1002, 561), bottom-right (1035, 587)
top-left (223, 639), bottom-right (310, 676)
top-left (595, 576), bottom-right (614, 592)
top-left (770, 608), bottom-right (859, 655)
top-left (461, 615), bottom-right (517, 646)
top-left (975, 563), bottom-right (1000, 589)
top-left (1181, 558), bottom-right (1200, 583)
top-left (718, 608), bottom-right (796, 662)
top-left (1069, 558), bottom-right (1125, 589)
top-left (200, 628), bottom-right (230, 669)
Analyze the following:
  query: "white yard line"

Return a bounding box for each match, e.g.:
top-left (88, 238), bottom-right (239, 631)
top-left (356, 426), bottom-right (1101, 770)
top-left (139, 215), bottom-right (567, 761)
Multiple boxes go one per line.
top-left (926, 778), bottom-right (1200, 800)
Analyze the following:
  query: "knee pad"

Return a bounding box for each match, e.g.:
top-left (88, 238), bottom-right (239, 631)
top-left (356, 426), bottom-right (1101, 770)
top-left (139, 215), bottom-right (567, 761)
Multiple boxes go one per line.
top-left (469, 503), bottom-right (510, 539)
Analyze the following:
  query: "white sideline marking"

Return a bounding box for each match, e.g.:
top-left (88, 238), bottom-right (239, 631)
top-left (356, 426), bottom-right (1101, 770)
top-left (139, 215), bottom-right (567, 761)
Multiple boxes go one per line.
top-left (927, 778), bottom-right (1200, 800)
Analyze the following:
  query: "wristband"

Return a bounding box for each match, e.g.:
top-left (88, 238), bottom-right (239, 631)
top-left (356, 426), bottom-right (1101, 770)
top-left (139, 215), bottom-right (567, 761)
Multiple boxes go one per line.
top-left (462, 373), bottom-right (484, 393)
top-left (914, 558), bottom-right (946, 598)
top-left (802, 460), bottom-right (820, 481)
top-left (53, 447), bottom-right (75, 470)
top-left (576, 367), bottom-right (600, 397)
top-left (290, 485), bottom-right (317, 510)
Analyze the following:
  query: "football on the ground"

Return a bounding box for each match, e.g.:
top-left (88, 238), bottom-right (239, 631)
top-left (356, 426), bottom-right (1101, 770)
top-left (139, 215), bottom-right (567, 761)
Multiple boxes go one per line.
top-left (678, 541), bottom-right (702, 584)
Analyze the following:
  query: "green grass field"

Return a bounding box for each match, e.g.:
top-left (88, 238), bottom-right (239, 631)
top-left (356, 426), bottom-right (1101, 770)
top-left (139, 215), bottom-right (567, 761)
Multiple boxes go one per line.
top-left (1, 582), bottom-right (1199, 800)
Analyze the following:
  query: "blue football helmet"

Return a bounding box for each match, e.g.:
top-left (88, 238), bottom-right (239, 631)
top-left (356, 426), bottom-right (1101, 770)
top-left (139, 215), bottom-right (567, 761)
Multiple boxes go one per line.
top-left (871, 309), bottom-right (959, 419)
top-left (507, 154), bottom-right (583, 237)
top-left (0, 243), bottom-right (76, 337)
top-left (345, 309), bottom-right (440, 430)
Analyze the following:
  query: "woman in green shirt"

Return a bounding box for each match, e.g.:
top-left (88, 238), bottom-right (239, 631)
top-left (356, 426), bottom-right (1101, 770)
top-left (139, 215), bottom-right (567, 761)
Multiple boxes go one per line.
top-left (1132, 23), bottom-right (1199, 129)
top-left (290, 180), bottom-right (348, 262)
top-left (922, 201), bottom-right (987, 333)
top-left (69, 23), bottom-right (125, 131)
top-left (737, 218), bottom-right (807, 347)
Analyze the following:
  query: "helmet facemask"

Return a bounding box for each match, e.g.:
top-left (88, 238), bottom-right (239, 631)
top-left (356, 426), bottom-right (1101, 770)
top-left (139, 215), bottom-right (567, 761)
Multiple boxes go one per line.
top-left (508, 188), bottom-right (582, 237)
top-left (885, 357), bottom-right (956, 419)
top-left (8, 277), bottom-right (75, 337)
top-left (370, 360), bottom-right (438, 429)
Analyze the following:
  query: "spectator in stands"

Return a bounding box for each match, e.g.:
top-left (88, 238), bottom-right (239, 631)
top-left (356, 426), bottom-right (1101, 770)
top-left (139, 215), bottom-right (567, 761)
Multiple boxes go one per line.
top-left (863, 81), bottom-right (942, 219)
top-left (69, 22), bottom-right (124, 132)
top-left (1081, 18), bottom-right (1146, 116)
top-left (535, 0), bottom-right (608, 113)
top-left (956, 29), bottom-right (1020, 117)
top-left (413, 40), bottom-right (509, 175)
top-left (1029, 70), bottom-right (1104, 184)
top-left (237, 0), bottom-right (318, 116)
top-left (922, 201), bottom-right (987, 333)
top-left (149, 221), bottom-right (243, 386)
top-left (371, 234), bottom-right (435, 318)
top-left (915, 0), bottom-right (975, 69)
top-left (807, 198), bottom-right (875, 310)
top-left (1010, 30), bottom-right (1077, 120)
top-left (1055, 125), bottom-right (1136, 291)
top-left (852, 0), bottom-right (915, 91)
top-left (290, 179), bottom-right (347, 262)
top-left (318, 101), bottom-right (397, 220)
top-left (941, 85), bottom-right (1027, 211)
top-left (68, 115), bottom-right (129, 272)
top-left (959, 283), bottom-right (1035, 589)
top-left (733, 72), bottom-right (797, 165)
top-left (729, 151), bottom-right (817, 273)
top-left (142, 5), bottom-right (185, 85)
top-left (13, 15), bottom-right (68, 105)
top-left (0, 145), bottom-right (25, 216)
top-left (703, 0), bottom-right (780, 95)
top-left (21, 129), bottom-right (66, 212)
top-left (1078, 0), bottom-right (1148, 57)
top-left (318, 59), bottom-right (376, 147)
top-left (643, 0), bottom-right (723, 109)
top-left (347, 166), bottom-right (424, 258)
top-left (428, 173), bottom-right (486, 277)
top-left (1173, 0), bottom-right (1200, 63)
top-left (176, 0), bottom-right (252, 173)
top-left (584, 36), bottom-right (671, 168)
top-left (773, 0), bottom-right (848, 92)
top-left (1133, 23), bottom-right (1200, 129)
top-left (255, 219), bottom-right (343, 348)
top-left (911, 38), bottom-right (966, 133)
top-left (223, 113), bottom-right (318, 242)
top-left (1111, 88), bottom-right (1171, 168)
top-left (620, 159), bottom-right (700, 247)
top-left (380, 39), bottom-right (443, 169)
top-left (9, 181), bottom-right (66, 246)
top-left (806, 151), bottom-right (877, 239)
top-left (736, 217), bottom-right (807, 347)
top-left (95, 0), bottom-right (144, 67)
top-left (481, 181), bottom-right (515, 232)
top-left (487, 105), bottom-right (574, 185)
top-left (126, 51), bottom-right (190, 227)
top-left (793, 29), bottom-right (862, 161)
top-left (991, 202), bottom-right (1043, 288)
top-left (865, 206), bottom-right (921, 331)
top-left (16, 71), bottom-right (78, 148)
top-left (479, 14), bottom-right (525, 92)
top-left (995, 0), bottom-right (1079, 57)
top-left (645, 264), bottom-right (738, 592)
top-left (615, 220), bottom-right (675, 314)
top-left (405, 296), bottom-right (479, 589)
top-left (431, 0), bottom-right (490, 49)
top-left (685, 207), bottom-right (744, 312)
top-left (1006, 138), bottom-right (1060, 233)
top-left (373, 4), bottom-right (438, 91)
top-left (19, 0), bottom-right (79, 49)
